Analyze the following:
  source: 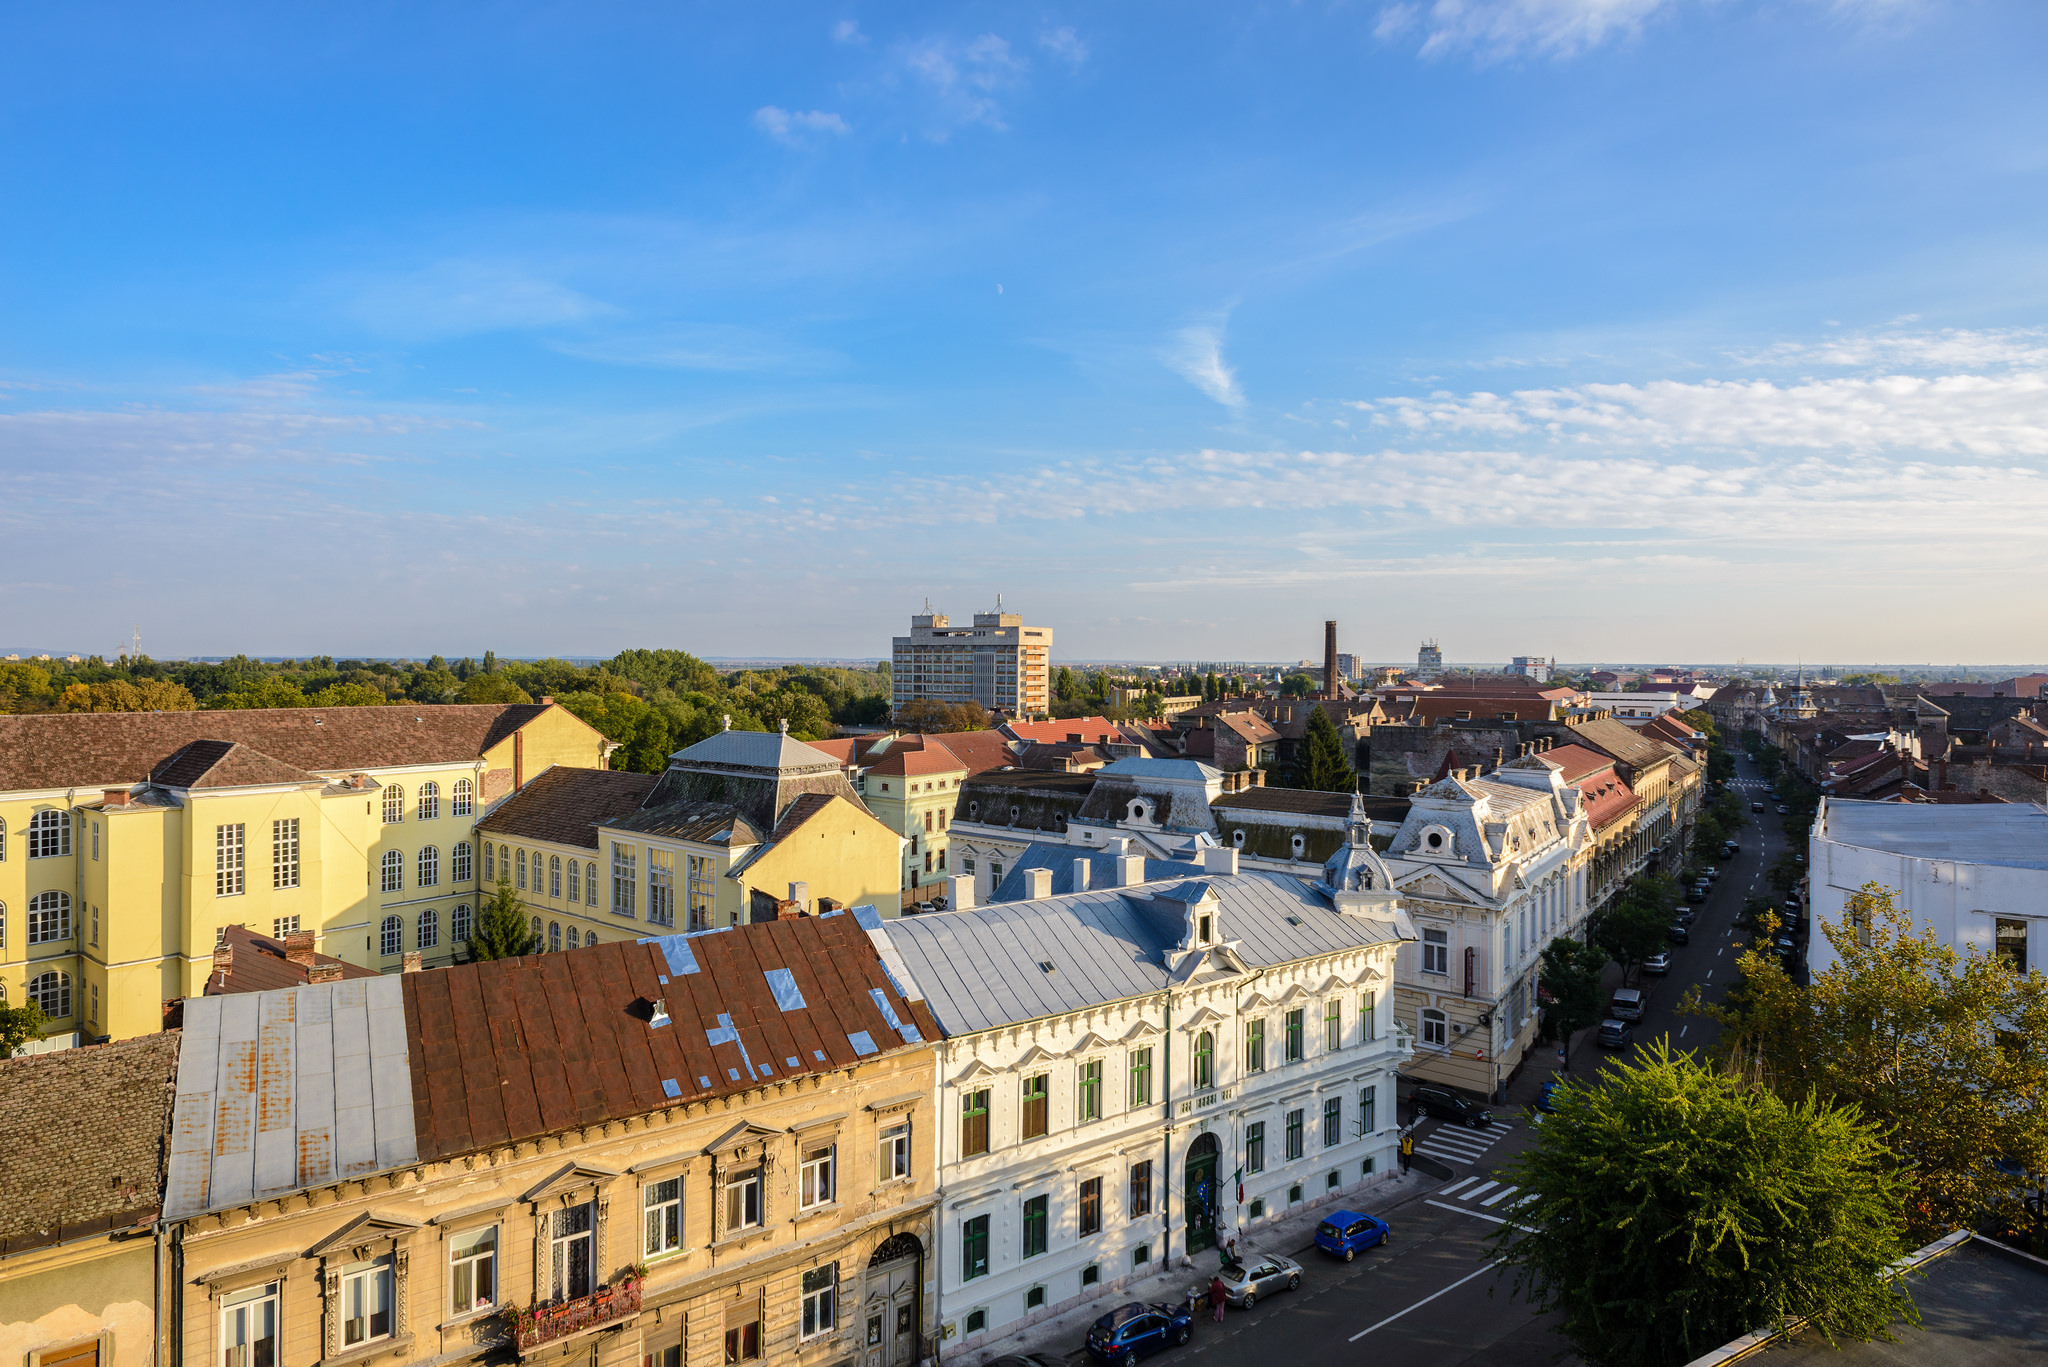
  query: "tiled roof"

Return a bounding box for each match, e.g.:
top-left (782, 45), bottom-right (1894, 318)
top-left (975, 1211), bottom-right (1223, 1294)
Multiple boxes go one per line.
top-left (919, 730), bottom-right (1019, 775)
top-left (1529, 743), bottom-right (1615, 784)
top-left (1211, 787), bottom-right (1355, 817)
top-left (150, 739), bottom-right (327, 790)
top-left (1577, 770), bottom-right (1642, 833)
top-left (204, 924), bottom-right (380, 995)
top-left (605, 799), bottom-right (764, 847)
top-left (474, 766), bottom-right (660, 850)
top-left (1557, 717), bottom-right (1680, 774)
top-left (1003, 717), bottom-right (1124, 745)
top-left (1214, 712), bottom-right (1280, 743)
top-left (1412, 696), bottom-right (1557, 723)
top-left (865, 744), bottom-right (971, 779)
top-left (0, 703), bottom-right (559, 792)
top-left (0, 1033), bottom-right (181, 1252)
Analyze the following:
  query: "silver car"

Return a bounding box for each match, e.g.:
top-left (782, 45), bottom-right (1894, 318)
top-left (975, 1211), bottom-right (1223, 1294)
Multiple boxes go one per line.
top-left (1218, 1253), bottom-right (1302, 1308)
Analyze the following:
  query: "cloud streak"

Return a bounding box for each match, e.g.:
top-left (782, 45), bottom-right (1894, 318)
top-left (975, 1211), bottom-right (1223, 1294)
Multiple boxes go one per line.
top-left (1166, 323), bottom-right (1246, 409)
top-left (752, 106), bottom-right (852, 145)
top-left (1375, 0), bottom-right (1675, 62)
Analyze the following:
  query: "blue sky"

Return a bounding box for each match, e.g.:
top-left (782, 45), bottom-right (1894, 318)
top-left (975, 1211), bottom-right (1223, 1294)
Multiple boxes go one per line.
top-left (4, 1), bottom-right (2046, 664)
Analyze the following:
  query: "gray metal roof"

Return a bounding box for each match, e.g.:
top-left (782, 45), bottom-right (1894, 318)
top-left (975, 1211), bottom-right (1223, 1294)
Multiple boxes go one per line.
top-left (669, 728), bottom-right (841, 774)
top-left (878, 869), bottom-right (1409, 1037)
top-left (1821, 799), bottom-right (2048, 870)
top-left (1097, 757), bottom-right (1222, 782)
top-left (989, 842), bottom-right (1193, 901)
top-left (166, 976), bottom-right (418, 1220)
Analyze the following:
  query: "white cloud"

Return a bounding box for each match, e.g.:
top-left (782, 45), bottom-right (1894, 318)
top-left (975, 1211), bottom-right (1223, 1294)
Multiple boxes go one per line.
top-left (341, 260), bottom-right (613, 341)
top-left (752, 106), bottom-right (853, 146)
top-left (1040, 26), bottom-right (1088, 67)
top-left (1376, 0), bottom-right (1676, 61)
top-left (832, 19), bottom-right (867, 44)
top-left (898, 33), bottom-right (1027, 135)
top-left (1166, 324), bottom-right (1246, 409)
top-left (1727, 326), bottom-right (2048, 372)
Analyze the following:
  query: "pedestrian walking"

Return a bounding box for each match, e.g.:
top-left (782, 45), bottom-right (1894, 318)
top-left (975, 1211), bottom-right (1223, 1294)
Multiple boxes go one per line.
top-left (1399, 1130), bottom-right (1414, 1173)
top-left (1209, 1274), bottom-right (1228, 1322)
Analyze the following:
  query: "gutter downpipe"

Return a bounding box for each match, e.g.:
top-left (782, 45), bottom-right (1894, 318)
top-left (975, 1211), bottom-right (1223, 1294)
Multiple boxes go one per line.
top-left (1161, 986), bottom-right (1174, 1269)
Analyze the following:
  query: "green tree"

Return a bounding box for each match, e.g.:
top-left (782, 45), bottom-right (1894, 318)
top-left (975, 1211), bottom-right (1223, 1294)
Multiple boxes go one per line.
top-left (469, 876), bottom-right (540, 960)
top-left (0, 661), bottom-right (55, 713)
top-left (307, 683), bottom-right (388, 707)
top-left (1296, 705), bottom-right (1357, 793)
top-left (1490, 1044), bottom-right (1914, 1367)
top-left (56, 678), bottom-right (198, 712)
top-left (404, 667), bottom-right (460, 703)
top-left (1539, 935), bottom-right (1608, 1070)
top-left (459, 673), bottom-right (534, 705)
top-left (1055, 666), bottom-right (1078, 703)
top-left (208, 678), bottom-right (311, 709)
top-left (1699, 882), bottom-right (2048, 1240)
top-left (1278, 671), bottom-right (1319, 698)
top-left (1592, 895), bottom-right (1670, 980)
top-left (0, 998), bottom-right (49, 1057)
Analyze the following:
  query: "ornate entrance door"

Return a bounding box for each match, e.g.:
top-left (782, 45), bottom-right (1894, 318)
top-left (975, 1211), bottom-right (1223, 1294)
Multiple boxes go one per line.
top-left (1185, 1133), bottom-right (1219, 1256)
top-left (863, 1234), bottom-right (922, 1367)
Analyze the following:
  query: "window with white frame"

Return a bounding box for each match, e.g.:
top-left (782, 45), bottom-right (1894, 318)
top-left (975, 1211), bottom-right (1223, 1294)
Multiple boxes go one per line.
top-left (273, 818), bottom-right (300, 889)
top-left (483, 842), bottom-right (495, 881)
top-left (1360, 990), bottom-right (1376, 1043)
top-left (647, 849), bottom-right (674, 926)
top-left (1420, 1008), bottom-right (1448, 1048)
top-left (92, 818), bottom-right (99, 860)
top-left (338, 1256), bottom-right (394, 1348)
top-left (611, 843), bottom-right (637, 918)
top-left (418, 845), bottom-right (440, 887)
top-left (686, 855), bottom-right (714, 930)
top-left (453, 904), bottom-right (473, 942)
top-left (800, 1144), bottom-right (835, 1209)
top-left (28, 809), bottom-right (69, 858)
top-left (273, 915), bottom-right (299, 939)
top-left (380, 915), bottom-right (402, 957)
top-left (549, 922), bottom-right (561, 953)
top-left (549, 855), bottom-right (562, 900)
top-left (800, 1264), bottom-right (837, 1339)
top-left (28, 891), bottom-right (70, 944)
top-left (29, 970), bottom-right (70, 1019)
top-left (1422, 928), bottom-right (1449, 975)
top-left (452, 841), bottom-right (472, 883)
top-left (451, 778), bottom-right (474, 817)
top-left (515, 849), bottom-right (527, 891)
top-left (380, 849), bottom-right (403, 893)
top-left (1077, 1058), bottom-right (1102, 1122)
top-left (418, 908), bottom-right (439, 949)
top-left (216, 823), bottom-right (245, 897)
top-left (1359, 1085), bottom-right (1376, 1133)
top-left (417, 781), bottom-right (440, 821)
top-left (879, 1121), bottom-right (910, 1181)
top-left (550, 1203), bottom-right (595, 1301)
top-left (220, 1281), bottom-right (279, 1367)
top-left (449, 1226), bottom-right (497, 1316)
top-left (584, 862), bottom-right (598, 907)
top-left (1326, 998), bottom-right (1342, 1050)
top-left (529, 916), bottom-right (543, 946)
top-left (381, 785), bottom-right (403, 824)
top-left (1323, 1096), bottom-right (1342, 1147)
top-left (644, 1177), bottom-right (682, 1258)
top-left (0, 816), bottom-right (6, 861)
top-left (565, 857), bottom-right (580, 903)
top-left (724, 1167), bottom-right (763, 1232)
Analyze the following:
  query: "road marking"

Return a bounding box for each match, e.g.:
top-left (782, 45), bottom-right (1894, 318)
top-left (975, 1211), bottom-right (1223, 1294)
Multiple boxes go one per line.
top-left (1705, 970), bottom-right (1713, 982)
top-left (1679, 1026), bottom-right (1687, 1039)
top-left (1461, 1180), bottom-right (1500, 1202)
top-left (1479, 1185), bottom-right (1520, 1207)
top-left (1422, 1199), bottom-right (1515, 1226)
top-left (1717, 948), bottom-right (1723, 956)
top-left (1348, 1260), bottom-right (1500, 1340)
top-left (1437, 1176), bottom-right (1479, 1197)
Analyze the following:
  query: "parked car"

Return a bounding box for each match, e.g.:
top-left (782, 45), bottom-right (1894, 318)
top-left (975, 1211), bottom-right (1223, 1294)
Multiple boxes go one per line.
top-left (1597, 1018), bottom-right (1635, 1049)
top-left (1085, 1302), bottom-right (1194, 1364)
top-left (1752, 802), bottom-right (1766, 812)
top-left (1609, 987), bottom-right (1644, 1021)
top-left (1407, 1082), bottom-right (1494, 1128)
top-left (1687, 886), bottom-right (1708, 903)
top-left (930, 895), bottom-right (950, 911)
top-left (1668, 921), bottom-right (1691, 945)
top-left (1777, 804), bottom-right (1790, 815)
top-left (1643, 951), bottom-right (1672, 976)
top-left (1673, 907), bottom-right (1696, 926)
top-left (1314, 1210), bottom-right (1391, 1262)
top-left (1218, 1253), bottom-right (1303, 1307)
top-left (1725, 840), bottom-right (1740, 855)
top-left (1534, 1078), bottom-right (1563, 1114)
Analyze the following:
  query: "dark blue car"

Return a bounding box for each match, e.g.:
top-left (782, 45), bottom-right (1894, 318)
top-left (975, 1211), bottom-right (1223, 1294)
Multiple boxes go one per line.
top-left (1313, 1209), bottom-right (1390, 1262)
top-left (1084, 1302), bottom-right (1193, 1364)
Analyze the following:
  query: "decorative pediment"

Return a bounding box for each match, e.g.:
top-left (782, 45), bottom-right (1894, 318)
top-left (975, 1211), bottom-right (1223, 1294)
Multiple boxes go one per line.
top-left (1352, 964), bottom-right (1387, 984)
top-left (1236, 991), bottom-right (1272, 1011)
top-left (1067, 1032), bottom-right (1113, 1057)
top-left (304, 1210), bottom-right (422, 1259)
top-left (1274, 983), bottom-right (1310, 1005)
top-left (1015, 1043), bottom-right (1059, 1066)
top-left (1120, 1020), bottom-right (1161, 1042)
top-left (1179, 1005), bottom-right (1226, 1028)
top-left (522, 1161), bottom-right (622, 1205)
top-left (1316, 975), bottom-right (1347, 995)
top-left (1402, 872), bottom-right (1472, 903)
top-left (702, 1119), bottom-right (784, 1157)
top-left (952, 1057), bottom-right (1000, 1083)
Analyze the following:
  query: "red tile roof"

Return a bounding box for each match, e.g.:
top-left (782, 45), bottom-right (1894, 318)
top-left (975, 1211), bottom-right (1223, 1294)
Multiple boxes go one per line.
top-left (1002, 717), bottom-right (1123, 745)
top-left (1535, 743), bottom-right (1618, 785)
top-left (1577, 770), bottom-right (1642, 833)
top-left (1410, 696), bottom-right (1558, 723)
top-left (865, 744), bottom-right (972, 779)
top-left (203, 924), bottom-right (380, 995)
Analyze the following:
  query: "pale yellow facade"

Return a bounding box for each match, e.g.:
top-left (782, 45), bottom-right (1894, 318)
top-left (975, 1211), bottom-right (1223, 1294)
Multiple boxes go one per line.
top-left (860, 767), bottom-right (967, 898)
top-left (0, 1235), bottom-right (157, 1367)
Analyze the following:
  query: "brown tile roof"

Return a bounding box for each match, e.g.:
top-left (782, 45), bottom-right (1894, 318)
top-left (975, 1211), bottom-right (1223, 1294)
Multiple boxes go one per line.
top-left (1558, 717), bottom-right (1680, 775)
top-left (0, 703), bottom-right (561, 792)
top-left (606, 799), bottom-right (765, 847)
top-left (202, 924), bottom-right (380, 995)
top-left (399, 915), bottom-right (938, 1161)
top-left (1412, 696), bottom-right (1558, 723)
top-left (917, 730), bottom-right (1018, 775)
top-left (865, 745), bottom-right (971, 779)
top-left (1577, 770), bottom-right (1643, 833)
top-left (1214, 712), bottom-right (1280, 744)
top-left (474, 766), bottom-right (660, 850)
top-left (0, 1033), bottom-right (180, 1253)
top-left (150, 739), bottom-right (326, 790)
top-left (1003, 717), bottom-right (1123, 745)
top-left (1532, 743), bottom-right (1616, 785)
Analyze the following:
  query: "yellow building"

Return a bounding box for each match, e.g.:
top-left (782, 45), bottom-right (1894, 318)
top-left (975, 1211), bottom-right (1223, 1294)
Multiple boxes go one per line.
top-left (478, 725), bottom-right (903, 941)
top-left (0, 1032), bottom-right (180, 1367)
top-left (859, 745), bottom-right (968, 902)
top-left (0, 702), bottom-right (610, 1045)
top-left (166, 919), bottom-right (940, 1367)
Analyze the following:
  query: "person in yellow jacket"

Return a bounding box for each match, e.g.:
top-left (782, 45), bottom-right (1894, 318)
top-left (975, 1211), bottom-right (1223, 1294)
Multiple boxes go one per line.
top-left (1399, 1131), bottom-right (1415, 1172)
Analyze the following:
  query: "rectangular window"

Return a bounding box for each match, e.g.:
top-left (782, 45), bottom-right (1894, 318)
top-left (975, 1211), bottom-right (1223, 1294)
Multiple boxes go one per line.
top-left (215, 823), bottom-right (246, 897)
top-left (1245, 1019), bottom-right (1266, 1073)
top-left (1246, 1122), bottom-right (1265, 1174)
top-left (961, 1215), bottom-right (990, 1281)
top-left (645, 1178), bottom-right (682, 1258)
top-left (724, 1170), bottom-right (763, 1232)
top-left (340, 1257), bottom-right (394, 1347)
top-left (1286, 1109), bottom-right (1304, 1161)
top-left (263, 817), bottom-right (299, 890)
top-left (687, 855), bottom-right (715, 931)
top-left (1359, 1085), bottom-right (1376, 1134)
top-left (1077, 1059), bottom-right (1102, 1123)
top-left (550, 1203), bottom-right (594, 1301)
top-left (515, 848), bottom-right (527, 890)
top-left (548, 855), bottom-right (561, 899)
top-left (1021, 1074), bottom-right (1049, 1140)
top-left (1996, 918), bottom-right (2028, 976)
top-left (1326, 999), bottom-right (1342, 1050)
top-left (1022, 1194), bottom-right (1048, 1258)
top-left (92, 820), bottom-right (99, 861)
top-left (565, 857), bottom-right (579, 903)
top-left (724, 1319), bottom-right (760, 1362)
top-left (449, 1226), bottom-right (497, 1316)
top-left (272, 915), bottom-right (298, 939)
top-left (1128, 1047), bottom-right (1153, 1108)
top-left (1323, 1097), bottom-right (1342, 1147)
top-left (1078, 1177), bottom-right (1102, 1236)
top-left (612, 842), bottom-right (637, 918)
top-left (1360, 990), bottom-right (1376, 1043)
top-left (453, 842), bottom-right (472, 882)
top-left (1129, 1160), bottom-right (1153, 1217)
top-left (800, 1145), bottom-right (836, 1209)
top-left (880, 1122), bottom-right (911, 1181)
top-left (961, 1090), bottom-right (990, 1157)
top-left (1286, 1008), bottom-right (1305, 1063)
top-left (90, 904), bottom-right (100, 947)
top-left (647, 849), bottom-right (675, 927)
top-left (1422, 928), bottom-right (1449, 975)
top-left (220, 1281), bottom-right (278, 1367)
top-left (800, 1264), bottom-right (837, 1339)
top-left (483, 843), bottom-right (495, 881)
top-left (587, 862), bottom-right (598, 907)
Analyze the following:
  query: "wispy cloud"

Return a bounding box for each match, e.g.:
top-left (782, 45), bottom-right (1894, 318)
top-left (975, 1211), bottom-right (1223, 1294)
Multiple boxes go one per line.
top-left (897, 33), bottom-right (1028, 135)
top-left (1376, 0), bottom-right (1676, 62)
top-left (832, 19), bottom-right (867, 44)
top-left (753, 105), bottom-right (852, 146)
top-left (341, 259), bottom-right (613, 342)
top-left (1040, 26), bottom-right (1089, 67)
top-left (1166, 323), bottom-right (1246, 409)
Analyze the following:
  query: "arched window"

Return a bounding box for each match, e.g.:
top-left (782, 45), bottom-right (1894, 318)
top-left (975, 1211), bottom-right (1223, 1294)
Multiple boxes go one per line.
top-left (564, 926), bottom-right (579, 949)
top-left (418, 846), bottom-right (440, 887)
top-left (1193, 1031), bottom-right (1214, 1091)
top-left (483, 842), bottom-right (495, 880)
top-left (28, 891), bottom-right (71, 944)
top-left (0, 899), bottom-right (6, 949)
top-left (585, 863), bottom-right (598, 907)
top-left (515, 849), bottom-right (527, 890)
top-left (381, 785), bottom-right (404, 824)
top-left (549, 856), bottom-right (562, 899)
top-left (566, 859), bottom-right (580, 903)
top-left (28, 809), bottom-right (70, 859)
top-left (380, 849), bottom-right (403, 893)
top-left (0, 815), bottom-right (7, 861)
top-left (29, 970), bottom-right (71, 1019)
top-left (549, 922), bottom-right (561, 953)
top-left (452, 904), bottom-right (473, 943)
top-left (451, 778), bottom-right (475, 817)
top-left (417, 908), bottom-right (440, 949)
top-left (500, 845), bottom-right (511, 881)
top-left (452, 842), bottom-right (473, 883)
top-left (379, 915), bottom-right (403, 957)
top-left (418, 781), bottom-right (441, 821)
top-left (530, 916), bottom-right (544, 947)
top-left (1420, 1009), bottom-right (1448, 1048)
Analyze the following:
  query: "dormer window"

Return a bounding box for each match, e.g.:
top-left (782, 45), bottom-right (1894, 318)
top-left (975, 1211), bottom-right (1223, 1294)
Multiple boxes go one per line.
top-left (1290, 833), bottom-right (1306, 857)
top-left (1232, 829), bottom-right (1246, 849)
top-left (1198, 914), bottom-right (1212, 943)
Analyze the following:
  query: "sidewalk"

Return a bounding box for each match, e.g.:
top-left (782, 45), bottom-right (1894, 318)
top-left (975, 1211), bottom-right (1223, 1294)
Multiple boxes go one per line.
top-left (947, 1167), bottom-right (1439, 1366)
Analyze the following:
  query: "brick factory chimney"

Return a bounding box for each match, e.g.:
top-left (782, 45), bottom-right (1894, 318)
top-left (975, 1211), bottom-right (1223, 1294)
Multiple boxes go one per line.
top-left (1324, 621), bottom-right (1339, 700)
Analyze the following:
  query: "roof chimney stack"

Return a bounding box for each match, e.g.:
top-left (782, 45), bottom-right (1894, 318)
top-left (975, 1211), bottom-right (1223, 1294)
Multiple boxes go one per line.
top-left (1324, 620), bottom-right (1339, 701)
top-left (402, 950), bottom-right (423, 974)
top-left (1071, 858), bottom-right (1091, 893)
top-left (947, 874), bottom-right (975, 910)
top-left (307, 960), bottom-right (343, 984)
top-left (1203, 847), bottom-right (1240, 877)
top-left (787, 881), bottom-right (810, 914)
top-left (1117, 854), bottom-right (1148, 887)
top-left (1024, 867), bottom-right (1053, 900)
top-left (283, 929), bottom-right (317, 967)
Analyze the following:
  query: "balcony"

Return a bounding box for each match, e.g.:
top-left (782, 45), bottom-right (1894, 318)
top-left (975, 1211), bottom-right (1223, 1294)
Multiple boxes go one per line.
top-left (514, 1277), bottom-right (642, 1356)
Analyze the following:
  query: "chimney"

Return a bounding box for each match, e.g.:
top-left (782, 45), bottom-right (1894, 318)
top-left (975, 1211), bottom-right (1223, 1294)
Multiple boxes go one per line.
top-left (1117, 854), bottom-right (1148, 887)
top-left (947, 874), bottom-right (975, 910)
top-left (776, 899), bottom-right (805, 920)
top-left (1324, 620), bottom-right (1338, 700)
top-left (212, 940), bottom-right (234, 973)
top-left (1250, 769), bottom-right (1266, 787)
top-left (402, 950), bottom-right (423, 973)
top-left (787, 881), bottom-right (811, 914)
top-left (1024, 867), bottom-right (1053, 900)
top-left (1071, 858), bottom-right (1092, 892)
top-left (1492, 746), bottom-right (1504, 771)
top-left (1203, 847), bottom-right (1240, 877)
top-left (283, 929), bottom-right (317, 966)
top-left (540, 695), bottom-right (554, 705)
top-left (102, 788), bottom-right (130, 807)
top-left (1409, 778), bottom-right (1427, 795)
top-left (307, 960), bottom-right (343, 984)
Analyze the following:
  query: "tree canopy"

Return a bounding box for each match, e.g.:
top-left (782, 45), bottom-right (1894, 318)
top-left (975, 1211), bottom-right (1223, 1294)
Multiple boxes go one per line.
top-left (1491, 1043), bottom-right (1914, 1367)
top-left (1539, 934), bottom-right (1608, 1068)
top-left (0, 999), bottom-right (49, 1058)
top-left (1295, 705), bottom-right (1357, 793)
top-left (468, 877), bottom-right (540, 960)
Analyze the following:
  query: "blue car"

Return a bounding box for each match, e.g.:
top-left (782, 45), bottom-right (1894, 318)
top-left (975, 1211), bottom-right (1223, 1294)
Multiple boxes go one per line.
top-left (1535, 1078), bottom-right (1563, 1114)
top-left (1084, 1301), bottom-right (1193, 1364)
top-left (1313, 1209), bottom-right (1391, 1262)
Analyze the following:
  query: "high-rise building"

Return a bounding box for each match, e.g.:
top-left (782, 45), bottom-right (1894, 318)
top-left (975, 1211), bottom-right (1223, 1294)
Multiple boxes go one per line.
top-left (891, 604), bottom-right (1052, 718)
top-left (1418, 639), bottom-right (1443, 675)
top-left (1335, 652), bottom-right (1362, 681)
top-left (1510, 655), bottom-right (1554, 683)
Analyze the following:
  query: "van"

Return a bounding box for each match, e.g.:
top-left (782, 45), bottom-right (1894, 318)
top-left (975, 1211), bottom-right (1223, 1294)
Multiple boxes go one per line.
top-left (1609, 987), bottom-right (1644, 1021)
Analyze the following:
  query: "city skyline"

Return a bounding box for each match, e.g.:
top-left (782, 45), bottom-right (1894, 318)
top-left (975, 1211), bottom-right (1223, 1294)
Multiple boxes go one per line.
top-left (4, 3), bottom-right (2046, 661)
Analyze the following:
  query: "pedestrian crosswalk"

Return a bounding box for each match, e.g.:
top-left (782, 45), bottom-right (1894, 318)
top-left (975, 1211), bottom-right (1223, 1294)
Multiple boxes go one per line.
top-left (1428, 1173), bottom-right (1539, 1223)
top-left (1411, 1118), bottom-right (1516, 1168)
